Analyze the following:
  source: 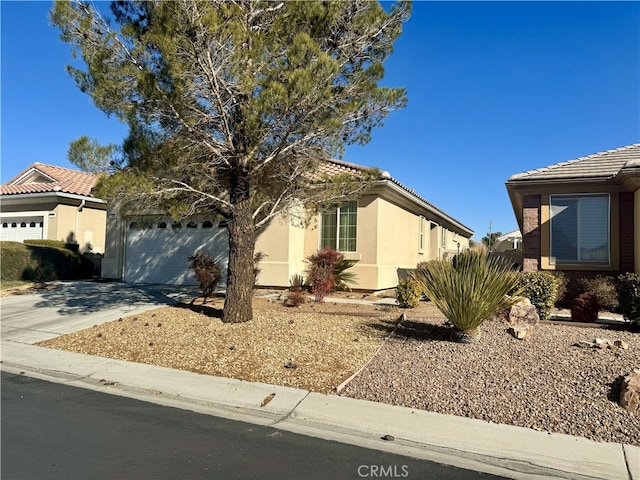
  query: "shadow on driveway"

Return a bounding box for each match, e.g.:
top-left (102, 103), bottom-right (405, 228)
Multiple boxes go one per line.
top-left (32, 281), bottom-right (200, 316)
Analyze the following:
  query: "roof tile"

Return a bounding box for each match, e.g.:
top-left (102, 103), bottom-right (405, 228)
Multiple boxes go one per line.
top-left (1, 162), bottom-right (99, 197)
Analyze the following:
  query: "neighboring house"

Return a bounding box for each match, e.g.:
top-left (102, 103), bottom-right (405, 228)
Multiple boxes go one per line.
top-left (505, 144), bottom-right (640, 291)
top-left (494, 229), bottom-right (522, 252)
top-left (102, 158), bottom-right (474, 290)
top-left (0, 163), bottom-right (107, 253)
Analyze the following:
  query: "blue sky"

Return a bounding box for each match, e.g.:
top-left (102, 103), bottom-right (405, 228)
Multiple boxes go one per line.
top-left (2, 1), bottom-right (639, 240)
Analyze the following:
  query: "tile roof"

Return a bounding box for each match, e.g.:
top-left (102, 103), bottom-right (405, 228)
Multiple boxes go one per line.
top-left (507, 143), bottom-right (640, 182)
top-left (322, 158), bottom-right (473, 235)
top-left (1, 163), bottom-right (99, 197)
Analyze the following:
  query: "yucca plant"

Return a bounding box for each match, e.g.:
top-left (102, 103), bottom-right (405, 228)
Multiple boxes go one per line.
top-left (412, 251), bottom-right (522, 340)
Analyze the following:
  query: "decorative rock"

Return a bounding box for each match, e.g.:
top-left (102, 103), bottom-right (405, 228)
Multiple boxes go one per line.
top-left (614, 340), bottom-right (629, 350)
top-left (620, 370), bottom-right (640, 413)
top-left (508, 324), bottom-right (535, 340)
top-left (594, 338), bottom-right (613, 349)
top-left (509, 298), bottom-right (540, 326)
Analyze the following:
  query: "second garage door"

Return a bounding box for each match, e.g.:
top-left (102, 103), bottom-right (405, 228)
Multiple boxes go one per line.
top-left (124, 218), bottom-right (229, 285)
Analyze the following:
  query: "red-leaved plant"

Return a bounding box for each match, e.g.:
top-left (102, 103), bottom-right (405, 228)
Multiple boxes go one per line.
top-left (306, 248), bottom-right (341, 302)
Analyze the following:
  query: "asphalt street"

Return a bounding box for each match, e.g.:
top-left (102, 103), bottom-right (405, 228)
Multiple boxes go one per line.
top-left (1, 372), bottom-right (506, 480)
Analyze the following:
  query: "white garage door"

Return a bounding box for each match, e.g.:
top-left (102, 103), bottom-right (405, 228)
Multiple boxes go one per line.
top-left (0, 216), bottom-right (44, 242)
top-left (124, 218), bottom-right (229, 285)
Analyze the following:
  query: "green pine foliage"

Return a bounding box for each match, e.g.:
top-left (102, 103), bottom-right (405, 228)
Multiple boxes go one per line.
top-left (51, 0), bottom-right (410, 323)
top-left (412, 251), bottom-right (522, 335)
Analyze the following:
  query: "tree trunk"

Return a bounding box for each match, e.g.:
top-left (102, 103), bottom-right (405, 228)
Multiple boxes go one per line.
top-left (223, 165), bottom-right (255, 323)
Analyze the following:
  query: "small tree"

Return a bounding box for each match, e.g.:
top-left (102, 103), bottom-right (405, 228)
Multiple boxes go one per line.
top-left (188, 252), bottom-right (222, 304)
top-left (412, 250), bottom-right (521, 340)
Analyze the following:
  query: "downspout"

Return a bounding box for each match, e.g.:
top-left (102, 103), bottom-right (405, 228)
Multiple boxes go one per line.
top-left (75, 199), bottom-right (86, 246)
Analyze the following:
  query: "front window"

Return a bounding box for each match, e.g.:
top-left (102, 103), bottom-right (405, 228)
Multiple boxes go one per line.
top-left (550, 194), bottom-right (610, 265)
top-left (320, 201), bottom-right (357, 252)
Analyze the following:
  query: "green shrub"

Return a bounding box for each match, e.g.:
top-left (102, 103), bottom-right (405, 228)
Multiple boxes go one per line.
top-left (23, 239), bottom-right (79, 252)
top-left (188, 252), bottom-right (222, 301)
top-left (333, 257), bottom-right (359, 291)
top-left (1, 241), bottom-right (93, 282)
top-left (571, 292), bottom-right (599, 322)
top-left (552, 271), bottom-right (568, 305)
top-left (616, 273), bottom-right (640, 325)
top-left (412, 251), bottom-right (522, 336)
top-left (516, 271), bottom-right (559, 320)
top-left (395, 278), bottom-right (422, 308)
top-left (578, 275), bottom-right (618, 312)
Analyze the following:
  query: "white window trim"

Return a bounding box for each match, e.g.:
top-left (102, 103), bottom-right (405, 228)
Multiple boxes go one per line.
top-left (418, 216), bottom-right (425, 254)
top-left (549, 193), bottom-right (611, 266)
top-left (319, 201), bottom-right (358, 253)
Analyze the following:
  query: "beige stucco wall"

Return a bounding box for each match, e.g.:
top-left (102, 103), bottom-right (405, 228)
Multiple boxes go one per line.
top-left (255, 194), bottom-right (471, 291)
top-left (255, 212), bottom-right (307, 288)
top-left (50, 204), bottom-right (106, 253)
top-left (636, 189), bottom-right (640, 273)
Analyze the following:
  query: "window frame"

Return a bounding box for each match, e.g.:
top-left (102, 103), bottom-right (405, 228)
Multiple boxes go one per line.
top-left (319, 200), bottom-right (358, 253)
top-left (418, 216), bottom-right (426, 253)
top-left (549, 193), bottom-right (610, 266)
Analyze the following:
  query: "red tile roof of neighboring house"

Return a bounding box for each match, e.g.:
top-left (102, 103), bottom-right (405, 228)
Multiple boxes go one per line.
top-left (1, 163), bottom-right (99, 197)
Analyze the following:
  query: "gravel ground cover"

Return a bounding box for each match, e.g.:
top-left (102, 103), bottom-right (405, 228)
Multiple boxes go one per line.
top-left (36, 293), bottom-right (640, 446)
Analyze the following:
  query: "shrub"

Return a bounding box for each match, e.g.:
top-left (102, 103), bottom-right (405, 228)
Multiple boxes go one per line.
top-left (578, 275), bottom-right (618, 312)
top-left (412, 250), bottom-right (522, 336)
top-left (1, 241), bottom-right (94, 282)
top-left (305, 248), bottom-right (357, 302)
top-left (395, 278), bottom-right (422, 308)
top-left (516, 271), bottom-right (559, 321)
top-left (333, 257), bottom-right (359, 291)
top-left (306, 248), bottom-right (340, 302)
top-left (616, 273), bottom-right (640, 325)
top-left (188, 252), bottom-right (222, 301)
top-left (284, 290), bottom-right (306, 307)
top-left (23, 239), bottom-right (79, 252)
top-left (289, 273), bottom-right (306, 292)
top-left (552, 271), bottom-right (568, 305)
top-left (571, 292), bottom-right (599, 322)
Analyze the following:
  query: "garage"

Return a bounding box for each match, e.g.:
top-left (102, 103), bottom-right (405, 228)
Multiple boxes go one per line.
top-left (0, 216), bottom-right (44, 242)
top-left (123, 218), bottom-right (229, 285)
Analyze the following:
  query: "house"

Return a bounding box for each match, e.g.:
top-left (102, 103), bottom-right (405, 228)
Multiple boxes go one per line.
top-left (505, 144), bottom-right (640, 294)
top-left (0, 163), bottom-right (107, 253)
top-left (494, 229), bottom-right (522, 252)
top-left (102, 158), bottom-right (474, 290)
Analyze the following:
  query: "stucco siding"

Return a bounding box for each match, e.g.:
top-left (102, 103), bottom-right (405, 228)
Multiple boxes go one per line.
top-left (635, 189), bottom-right (640, 273)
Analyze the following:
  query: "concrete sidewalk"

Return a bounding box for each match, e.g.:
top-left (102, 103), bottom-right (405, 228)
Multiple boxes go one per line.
top-left (1, 282), bottom-right (638, 480)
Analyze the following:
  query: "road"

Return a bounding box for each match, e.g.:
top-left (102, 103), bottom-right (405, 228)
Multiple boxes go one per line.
top-left (1, 372), bottom-right (506, 480)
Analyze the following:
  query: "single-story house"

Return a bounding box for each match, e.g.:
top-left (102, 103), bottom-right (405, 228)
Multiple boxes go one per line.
top-left (102, 158), bottom-right (474, 290)
top-left (505, 144), bottom-right (639, 294)
top-left (494, 229), bottom-right (522, 252)
top-left (0, 163), bottom-right (107, 253)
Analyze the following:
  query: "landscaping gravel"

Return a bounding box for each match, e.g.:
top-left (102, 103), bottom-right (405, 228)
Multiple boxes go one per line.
top-left (36, 293), bottom-right (640, 446)
top-left (341, 305), bottom-right (640, 446)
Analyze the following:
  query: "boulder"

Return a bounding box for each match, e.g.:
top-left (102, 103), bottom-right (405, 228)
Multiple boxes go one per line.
top-left (620, 370), bottom-right (640, 413)
top-left (509, 298), bottom-right (540, 326)
top-left (508, 324), bottom-right (535, 340)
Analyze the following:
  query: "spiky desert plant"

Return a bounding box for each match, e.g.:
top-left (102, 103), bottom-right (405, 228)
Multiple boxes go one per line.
top-left (333, 257), bottom-right (359, 291)
top-left (412, 251), bottom-right (522, 337)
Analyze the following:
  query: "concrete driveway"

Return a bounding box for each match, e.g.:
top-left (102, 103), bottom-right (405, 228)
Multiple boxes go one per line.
top-left (1, 281), bottom-right (199, 344)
